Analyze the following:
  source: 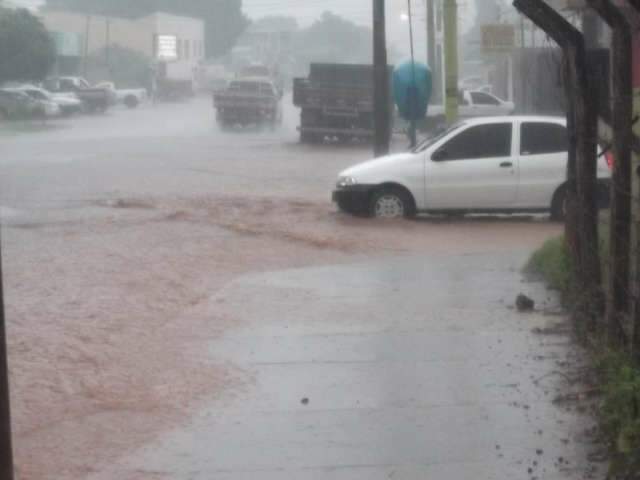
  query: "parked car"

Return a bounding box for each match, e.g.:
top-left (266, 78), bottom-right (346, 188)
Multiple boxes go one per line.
top-left (94, 82), bottom-right (147, 109)
top-left (4, 86), bottom-right (61, 118)
top-left (0, 89), bottom-right (42, 120)
top-left (43, 76), bottom-right (116, 113)
top-left (428, 90), bottom-right (515, 122)
top-left (332, 116), bottom-right (611, 220)
top-left (11, 85), bottom-right (82, 116)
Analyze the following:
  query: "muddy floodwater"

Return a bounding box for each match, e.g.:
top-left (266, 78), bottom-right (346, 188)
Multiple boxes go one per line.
top-left (0, 98), bottom-right (596, 480)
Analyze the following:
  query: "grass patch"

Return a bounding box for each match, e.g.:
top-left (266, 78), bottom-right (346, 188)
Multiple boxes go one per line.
top-left (527, 235), bottom-right (640, 476)
top-left (525, 236), bottom-right (572, 293)
top-left (597, 352), bottom-right (640, 477)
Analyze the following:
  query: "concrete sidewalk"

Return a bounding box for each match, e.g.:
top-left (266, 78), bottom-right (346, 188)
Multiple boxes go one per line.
top-left (91, 252), bottom-right (601, 480)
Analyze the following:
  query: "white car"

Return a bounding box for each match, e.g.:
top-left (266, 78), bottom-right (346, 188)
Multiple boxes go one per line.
top-left (333, 116), bottom-right (611, 220)
top-left (428, 90), bottom-right (515, 120)
top-left (15, 85), bottom-right (82, 116)
top-left (4, 87), bottom-right (60, 117)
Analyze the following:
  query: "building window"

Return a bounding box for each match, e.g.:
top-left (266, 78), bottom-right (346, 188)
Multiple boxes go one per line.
top-left (184, 40), bottom-right (190, 59)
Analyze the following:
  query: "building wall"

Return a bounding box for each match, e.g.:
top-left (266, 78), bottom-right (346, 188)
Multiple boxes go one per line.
top-left (41, 10), bottom-right (148, 56)
top-left (40, 10), bottom-right (204, 64)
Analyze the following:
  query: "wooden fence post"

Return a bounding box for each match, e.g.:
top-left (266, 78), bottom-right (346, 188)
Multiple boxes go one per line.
top-left (513, 0), bottom-right (602, 308)
top-left (587, 0), bottom-right (633, 346)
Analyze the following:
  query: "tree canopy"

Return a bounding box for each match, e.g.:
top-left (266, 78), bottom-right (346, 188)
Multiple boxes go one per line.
top-left (250, 15), bottom-right (298, 33)
top-left (294, 12), bottom-right (373, 66)
top-left (45, 0), bottom-right (250, 58)
top-left (0, 7), bottom-right (56, 84)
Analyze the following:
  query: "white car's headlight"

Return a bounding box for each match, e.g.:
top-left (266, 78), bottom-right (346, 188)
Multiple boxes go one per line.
top-left (337, 176), bottom-right (358, 188)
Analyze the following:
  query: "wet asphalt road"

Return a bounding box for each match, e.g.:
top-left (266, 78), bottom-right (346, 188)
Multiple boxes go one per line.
top-left (0, 98), bottom-right (598, 479)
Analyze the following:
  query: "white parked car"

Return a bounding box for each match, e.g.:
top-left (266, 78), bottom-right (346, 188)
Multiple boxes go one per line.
top-left (428, 90), bottom-right (515, 120)
top-left (333, 116), bottom-right (611, 220)
top-left (3, 87), bottom-right (59, 117)
top-left (14, 85), bottom-right (83, 116)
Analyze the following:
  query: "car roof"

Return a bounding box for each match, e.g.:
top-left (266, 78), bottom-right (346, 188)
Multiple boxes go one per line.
top-left (0, 89), bottom-right (30, 97)
top-left (8, 85), bottom-right (42, 91)
top-left (461, 115), bottom-right (566, 126)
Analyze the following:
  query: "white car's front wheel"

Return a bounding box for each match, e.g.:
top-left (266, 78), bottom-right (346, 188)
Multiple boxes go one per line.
top-left (370, 187), bottom-right (415, 219)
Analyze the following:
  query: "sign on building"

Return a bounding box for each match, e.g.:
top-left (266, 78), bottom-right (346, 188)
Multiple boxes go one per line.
top-left (156, 34), bottom-right (178, 60)
top-left (51, 31), bottom-right (81, 57)
top-left (481, 24), bottom-right (515, 52)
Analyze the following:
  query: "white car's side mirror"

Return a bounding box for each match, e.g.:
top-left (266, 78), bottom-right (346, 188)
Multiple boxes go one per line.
top-left (432, 149), bottom-right (448, 161)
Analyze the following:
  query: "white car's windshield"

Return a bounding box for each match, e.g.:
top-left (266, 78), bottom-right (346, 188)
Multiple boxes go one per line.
top-left (412, 122), bottom-right (466, 153)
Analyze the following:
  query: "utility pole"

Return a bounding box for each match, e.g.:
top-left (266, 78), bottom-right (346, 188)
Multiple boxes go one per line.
top-left (426, 0), bottom-right (437, 99)
top-left (0, 239), bottom-right (14, 480)
top-left (373, 0), bottom-right (391, 157)
top-left (408, 0), bottom-right (418, 148)
top-left (105, 18), bottom-right (111, 80)
top-left (83, 15), bottom-right (91, 77)
top-left (443, 0), bottom-right (458, 124)
top-left (520, 14), bottom-right (527, 111)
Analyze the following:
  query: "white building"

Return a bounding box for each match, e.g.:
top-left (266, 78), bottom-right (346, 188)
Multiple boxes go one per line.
top-left (40, 9), bottom-right (205, 89)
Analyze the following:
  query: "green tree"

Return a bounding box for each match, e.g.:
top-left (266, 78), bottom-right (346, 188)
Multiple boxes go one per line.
top-left (0, 8), bottom-right (56, 84)
top-left (294, 12), bottom-right (373, 66)
top-left (45, 0), bottom-right (250, 58)
top-left (251, 15), bottom-right (298, 33)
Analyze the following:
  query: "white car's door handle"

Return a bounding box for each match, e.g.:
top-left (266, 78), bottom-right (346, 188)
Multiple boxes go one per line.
top-left (499, 161), bottom-right (513, 168)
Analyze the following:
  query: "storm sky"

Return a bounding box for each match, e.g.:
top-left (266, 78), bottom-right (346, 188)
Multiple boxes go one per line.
top-left (12, 0), bottom-right (478, 28)
top-left (11, 0), bottom-right (482, 60)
